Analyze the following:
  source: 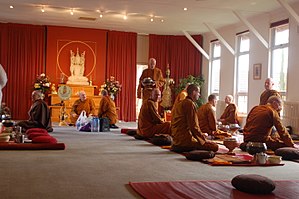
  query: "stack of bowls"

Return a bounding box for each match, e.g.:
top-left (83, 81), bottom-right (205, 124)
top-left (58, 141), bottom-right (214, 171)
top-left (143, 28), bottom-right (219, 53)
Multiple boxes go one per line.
top-left (0, 133), bottom-right (11, 142)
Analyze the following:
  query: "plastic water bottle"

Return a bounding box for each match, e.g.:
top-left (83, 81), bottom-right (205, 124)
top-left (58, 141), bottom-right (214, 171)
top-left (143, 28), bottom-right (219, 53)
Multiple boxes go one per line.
top-left (91, 117), bottom-right (99, 132)
top-left (76, 121), bottom-right (81, 131)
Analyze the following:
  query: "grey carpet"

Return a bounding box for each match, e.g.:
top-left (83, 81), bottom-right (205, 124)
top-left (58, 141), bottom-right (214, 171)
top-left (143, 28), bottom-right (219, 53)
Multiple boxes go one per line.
top-left (1, 122), bottom-right (299, 199)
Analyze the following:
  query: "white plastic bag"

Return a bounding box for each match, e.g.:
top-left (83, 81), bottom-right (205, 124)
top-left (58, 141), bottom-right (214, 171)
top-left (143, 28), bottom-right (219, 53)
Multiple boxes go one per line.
top-left (76, 110), bottom-right (88, 131)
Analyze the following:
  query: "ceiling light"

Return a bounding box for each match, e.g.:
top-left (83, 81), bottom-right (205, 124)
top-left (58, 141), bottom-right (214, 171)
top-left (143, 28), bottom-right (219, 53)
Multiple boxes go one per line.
top-left (70, 9), bottom-right (74, 15)
top-left (99, 14), bottom-right (103, 18)
top-left (183, 8), bottom-right (188, 11)
top-left (150, 18), bottom-right (154, 22)
top-left (123, 15), bottom-right (127, 20)
top-left (161, 19), bottom-right (164, 22)
top-left (9, 5), bottom-right (13, 9)
top-left (41, 6), bottom-right (45, 13)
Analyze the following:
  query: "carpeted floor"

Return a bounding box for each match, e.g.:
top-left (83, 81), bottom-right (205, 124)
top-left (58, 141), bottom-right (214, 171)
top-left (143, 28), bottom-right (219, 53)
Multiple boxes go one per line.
top-left (1, 121), bottom-right (299, 199)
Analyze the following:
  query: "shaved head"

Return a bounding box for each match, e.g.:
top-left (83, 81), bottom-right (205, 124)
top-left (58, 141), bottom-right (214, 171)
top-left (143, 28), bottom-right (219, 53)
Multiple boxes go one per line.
top-left (187, 84), bottom-right (200, 101)
top-left (101, 89), bottom-right (108, 96)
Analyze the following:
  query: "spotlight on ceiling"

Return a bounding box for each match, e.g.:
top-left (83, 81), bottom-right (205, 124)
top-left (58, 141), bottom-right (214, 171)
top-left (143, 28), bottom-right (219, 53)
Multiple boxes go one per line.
top-left (9, 5), bottom-right (14, 9)
top-left (123, 15), bottom-right (127, 20)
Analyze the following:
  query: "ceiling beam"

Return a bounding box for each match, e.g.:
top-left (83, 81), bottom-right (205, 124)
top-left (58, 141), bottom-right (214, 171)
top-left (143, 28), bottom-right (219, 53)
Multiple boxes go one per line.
top-left (182, 30), bottom-right (210, 60)
top-left (204, 23), bottom-right (235, 55)
top-left (233, 10), bottom-right (269, 49)
top-left (277, 0), bottom-right (299, 24)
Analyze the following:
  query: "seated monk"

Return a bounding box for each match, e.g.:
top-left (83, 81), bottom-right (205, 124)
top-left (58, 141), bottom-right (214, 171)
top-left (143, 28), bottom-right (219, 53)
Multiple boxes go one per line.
top-left (171, 83), bottom-right (189, 112)
top-left (137, 88), bottom-right (171, 139)
top-left (17, 90), bottom-right (53, 132)
top-left (70, 91), bottom-right (95, 125)
top-left (98, 89), bottom-right (119, 129)
top-left (218, 95), bottom-right (239, 125)
top-left (171, 84), bottom-right (218, 152)
top-left (197, 94), bottom-right (230, 139)
top-left (243, 96), bottom-right (298, 151)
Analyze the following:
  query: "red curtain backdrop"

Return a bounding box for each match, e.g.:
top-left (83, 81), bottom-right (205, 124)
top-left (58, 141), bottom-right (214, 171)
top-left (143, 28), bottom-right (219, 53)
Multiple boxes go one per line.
top-left (0, 23), bottom-right (45, 120)
top-left (149, 34), bottom-right (203, 87)
top-left (106, 31), bottom-right (137, 121)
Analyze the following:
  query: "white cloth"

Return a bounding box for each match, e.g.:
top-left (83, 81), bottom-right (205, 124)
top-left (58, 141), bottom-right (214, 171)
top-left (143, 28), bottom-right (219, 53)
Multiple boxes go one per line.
top-left (0, 64), bottom-right (8, 108)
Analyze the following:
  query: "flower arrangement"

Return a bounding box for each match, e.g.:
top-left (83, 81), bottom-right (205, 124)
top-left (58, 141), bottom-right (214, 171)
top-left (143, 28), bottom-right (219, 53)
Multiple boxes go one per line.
top-left (100, 76), bottom-right (122, 97)
top-left (33, 73), bottom-right (51, 94)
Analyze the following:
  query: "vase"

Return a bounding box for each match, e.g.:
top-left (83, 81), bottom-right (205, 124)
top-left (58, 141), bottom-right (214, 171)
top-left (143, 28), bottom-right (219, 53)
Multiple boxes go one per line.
top-left (110, 93), bottom-right (115, 101)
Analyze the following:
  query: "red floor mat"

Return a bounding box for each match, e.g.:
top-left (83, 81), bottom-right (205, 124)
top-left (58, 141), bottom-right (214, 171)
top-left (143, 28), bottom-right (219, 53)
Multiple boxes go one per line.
top-left (129, 180), bottom-right (299, 199)
top-left (0, 142), bottom-right (65, 150)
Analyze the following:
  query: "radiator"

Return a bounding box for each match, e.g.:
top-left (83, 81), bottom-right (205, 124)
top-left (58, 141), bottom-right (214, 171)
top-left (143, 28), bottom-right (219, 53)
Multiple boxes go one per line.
top-left (283, 101), bottom-right (299, 134)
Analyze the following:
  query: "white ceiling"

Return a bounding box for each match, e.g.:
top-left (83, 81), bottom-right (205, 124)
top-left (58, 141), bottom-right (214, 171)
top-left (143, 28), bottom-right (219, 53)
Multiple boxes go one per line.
top-left (0, 0), bottom-right (299, 35)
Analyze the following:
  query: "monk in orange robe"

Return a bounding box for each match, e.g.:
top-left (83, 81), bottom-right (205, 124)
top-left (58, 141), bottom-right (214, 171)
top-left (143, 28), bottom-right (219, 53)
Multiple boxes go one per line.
top-left (98, 89), bottom-right (118, 128)
top-left (197, 94), bottom-right (230, 139)
top-left (243, 96), bottom-right (297, 151)
top-left (197, 94), bottom-right (218, 135)
top-left (171, 84), bottom-right (218, 152)
top-left (70, 91), bottom-right (96, 124)
top-left (172, 83), bottom-right (190, 112)
top-left (137, 58), bottom-right (165, 100)
top-left (260, 78), bottom-right (281, 105)
top-left (137, 88), bottom-right (171, 138)
top-left (219, 95), bottom-right (239, 125)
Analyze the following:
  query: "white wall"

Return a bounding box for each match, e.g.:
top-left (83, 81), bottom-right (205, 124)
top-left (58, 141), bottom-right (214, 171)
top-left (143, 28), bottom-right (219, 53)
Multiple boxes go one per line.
top-left (202, 2), bottom-right (299, 114)
top-left (137, 34), bottom-right (149, 65)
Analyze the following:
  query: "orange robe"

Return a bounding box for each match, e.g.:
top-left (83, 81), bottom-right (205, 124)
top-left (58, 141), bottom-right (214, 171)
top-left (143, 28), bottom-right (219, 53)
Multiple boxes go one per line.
top-left (259, 90), bottom-right (281, 105)
top-left (197, 103), bottom-right (217, 135)
top-left (172, 90), bottom-right (187, 111)
top-left (98, 96), bottom-right (118, 125)
top-left (137, 68), bottom-right (165, 99)
top-left (243, 105), bottom-right (294, 150)
top-left (137, 99), bottom-right (171, 138)
top-left (70, 98), bottom-right (96, 123)
top-left (142, 87), bottom-right (153, 104)
top-left (220, 103), bottom-right (238, 125)
top-left (171, 96), bottom-right (218, 152)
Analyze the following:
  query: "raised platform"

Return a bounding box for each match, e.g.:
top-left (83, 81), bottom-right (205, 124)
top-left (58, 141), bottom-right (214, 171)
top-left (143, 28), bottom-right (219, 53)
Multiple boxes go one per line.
top-left (0, 142), bottom-right (65, 150)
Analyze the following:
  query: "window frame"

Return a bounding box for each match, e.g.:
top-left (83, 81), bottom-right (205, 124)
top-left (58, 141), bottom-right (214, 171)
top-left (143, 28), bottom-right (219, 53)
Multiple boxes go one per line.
top-left (235, 31), bottom-right (250, 114)
top-left (209, 40), bottom-right (221, 97)
top-left (269, 21), bottom-right (289, 99)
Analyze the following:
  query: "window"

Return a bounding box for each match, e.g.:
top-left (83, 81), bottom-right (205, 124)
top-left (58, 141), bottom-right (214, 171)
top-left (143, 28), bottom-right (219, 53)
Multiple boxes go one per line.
top-left (136, 64), bottom-right (148, 119)
top-left (270, 22), bottom-right (289, 101)
top-left (209, 41), bottom-right (221, 97)
top-left (235, 32), bottom-right (250, 114)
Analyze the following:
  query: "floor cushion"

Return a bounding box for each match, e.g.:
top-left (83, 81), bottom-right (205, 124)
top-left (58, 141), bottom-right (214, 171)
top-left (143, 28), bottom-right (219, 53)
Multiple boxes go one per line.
top-left (150, 134), bottom-right (172, 146)
top-left (32, 136), bottom-right (57, 144)
top-left (28, 132), bottom-right (49, 140)
top-left (185, 150), bottom-right (215, 161)
top-left (231, 174), bottom-right (276, 194)
top-left (275, 147), bottom-right (299, 160)
top-left (127, 130), bottom-right (137, 136)
top-left (134, 134), bottom-right (145, 140)
top-left (26, 128), bottom-right (48, 135)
